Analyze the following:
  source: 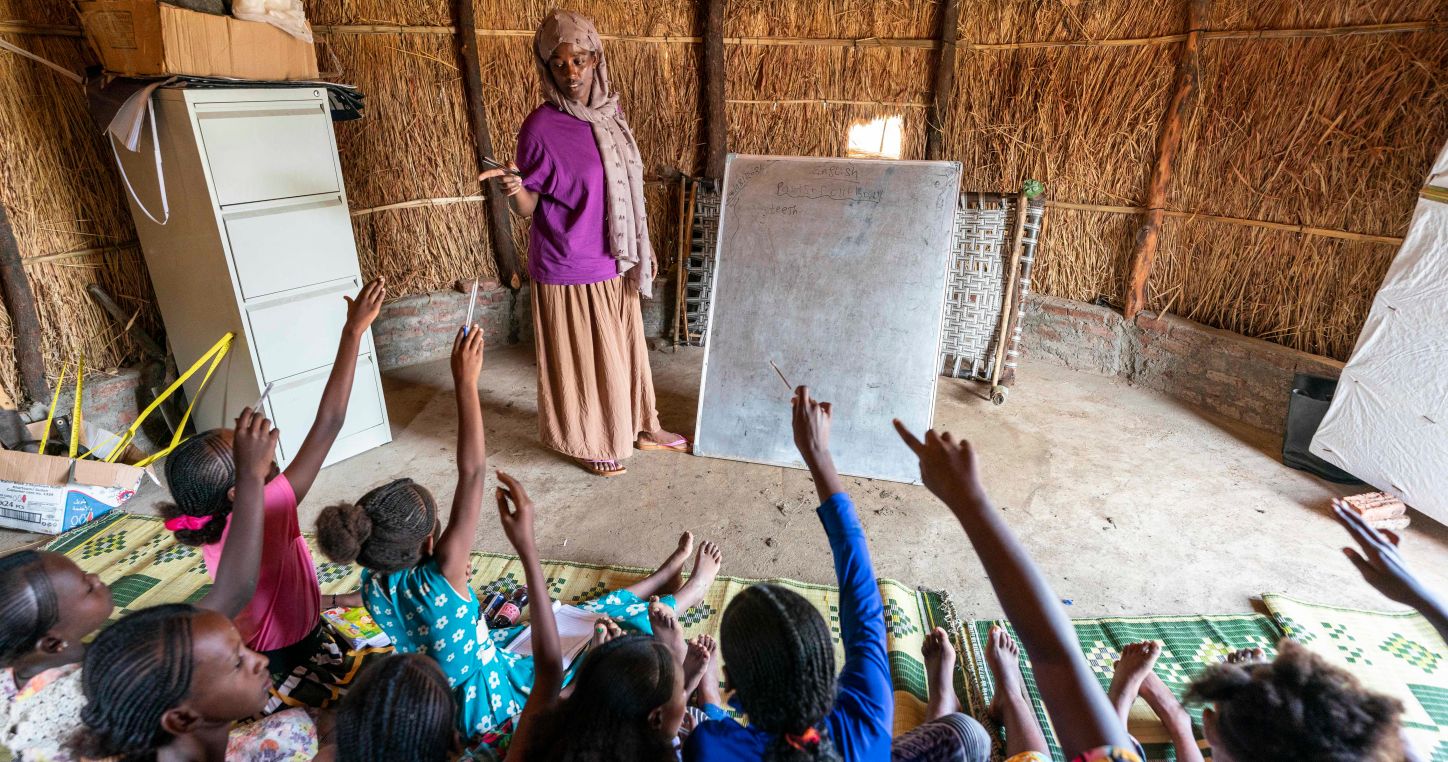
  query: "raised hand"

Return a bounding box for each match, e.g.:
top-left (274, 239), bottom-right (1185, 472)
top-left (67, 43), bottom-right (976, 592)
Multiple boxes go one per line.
top-left (479, 163), bottom-right (525, 196)
top-left (1333, 499), bottom-right (1427, 607)
top-left (893, 420), bottom-right (987, 512)
top-left (495, 471), bottom-right (536, 555)
top-left (343, 277), bottom-right (386, 335)
top-left (232, 407), bottom-right (280, 482)
top-left (791, 385), bottom-right (832, 463)
top-left (451, 323), bottom-right (485, 386)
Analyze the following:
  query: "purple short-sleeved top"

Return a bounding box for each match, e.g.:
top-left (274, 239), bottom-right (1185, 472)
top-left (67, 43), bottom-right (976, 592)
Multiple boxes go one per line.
top-left (516, 104), bottom-right (619, 285)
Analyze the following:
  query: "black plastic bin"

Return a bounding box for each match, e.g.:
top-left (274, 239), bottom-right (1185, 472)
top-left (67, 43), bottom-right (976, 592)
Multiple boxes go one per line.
top-left (1282, 373), bottom-right (1363, 484)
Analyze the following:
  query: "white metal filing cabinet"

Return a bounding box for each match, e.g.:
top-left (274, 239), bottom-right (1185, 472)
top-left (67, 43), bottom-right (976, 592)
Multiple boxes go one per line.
top-left (117, 87), bottom-right (390, 467)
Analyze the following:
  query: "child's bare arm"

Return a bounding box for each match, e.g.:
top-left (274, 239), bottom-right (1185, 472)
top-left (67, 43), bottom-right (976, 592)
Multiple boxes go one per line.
top-left (283, 277), bottom-right (386, 502)
top-left (896, 421), bottom-right (1133, 755)
top-left (198, 409), bottom-right (279, 617)
top-left (322, 590), bottom-right (364, 609)
top-left (494, 472), bottom-right (561, 760)
top-left (436, 326), bottom-right (486, 590)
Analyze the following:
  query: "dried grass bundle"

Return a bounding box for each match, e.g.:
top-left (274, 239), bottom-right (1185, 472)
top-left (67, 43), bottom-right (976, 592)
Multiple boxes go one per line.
top-left (469, 0), bottom-right (697, 37)
top-left (308, 0), bottom-right (453, 27)
top-left (942, 45), bottom-right (1175, 203)
top-left (724, 0), bottom-right (937, 38)
top-left (726, 45), bottom-right (933, 104)
top-left (1149, 217), bottom-right (1396, 359)
top-left (0, 0), bottom-right (75, 26)
top-left (959, 0), bottom-right (1181, 45)
top-left (1208, 0), bottom-right (1447, 31)
top-left (0, 32), bottom-right (156, 395)
top-left (1172, 33), bottom-right (1448, 236)
top-left (1030, 208), bottom-right (1134, 305)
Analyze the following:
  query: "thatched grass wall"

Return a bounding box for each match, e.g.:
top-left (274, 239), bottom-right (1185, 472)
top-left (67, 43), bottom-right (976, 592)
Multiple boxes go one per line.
top-left (1, 0), bottom-right (1445, 400)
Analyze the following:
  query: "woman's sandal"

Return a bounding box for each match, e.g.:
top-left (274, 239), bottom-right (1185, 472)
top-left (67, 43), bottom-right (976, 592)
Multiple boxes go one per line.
top-left (635, 436), bottom-right (691, 453)
top-left (577, 458), bottom-right (627, 477)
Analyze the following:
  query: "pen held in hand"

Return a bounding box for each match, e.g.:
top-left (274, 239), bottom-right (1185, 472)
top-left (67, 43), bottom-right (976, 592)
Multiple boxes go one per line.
top-left (252, 381), bottom-right (275, 414)
top-left (770, 360), bottom-right (793, 391)
top-left (463, 280), bottom-right (478, 335)
top-left (481, 156), bottom-right (524, 177)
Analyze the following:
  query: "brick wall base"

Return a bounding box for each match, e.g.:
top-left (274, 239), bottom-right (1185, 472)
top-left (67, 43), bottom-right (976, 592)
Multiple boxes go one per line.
top-left (1021, 294), bottom-right (1344, 435)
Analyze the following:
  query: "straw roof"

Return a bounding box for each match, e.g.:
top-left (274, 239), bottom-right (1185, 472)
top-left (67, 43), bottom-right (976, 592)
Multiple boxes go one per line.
top-left (0, 0), bottom-right (1444, 401)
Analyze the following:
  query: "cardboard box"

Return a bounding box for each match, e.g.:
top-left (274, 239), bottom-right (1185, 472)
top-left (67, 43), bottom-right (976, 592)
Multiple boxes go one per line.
top-left (76, 1), bottom-right (319, 80)
top-left (0, 449), bottom-right (149, 535)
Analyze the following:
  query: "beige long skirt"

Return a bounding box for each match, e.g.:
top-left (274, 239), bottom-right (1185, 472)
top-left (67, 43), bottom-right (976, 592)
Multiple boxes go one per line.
top-left (532, 277), bottom-right (661, 461)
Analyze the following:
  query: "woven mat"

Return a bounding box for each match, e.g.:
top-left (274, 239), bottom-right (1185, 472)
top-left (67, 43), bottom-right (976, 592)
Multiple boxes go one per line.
top-left (1264, 593), bottom-right (1448, 762)
top-left (47, 512), bottom-right (950, 735)
top-left (962, 613), bottom-right (1285, 761)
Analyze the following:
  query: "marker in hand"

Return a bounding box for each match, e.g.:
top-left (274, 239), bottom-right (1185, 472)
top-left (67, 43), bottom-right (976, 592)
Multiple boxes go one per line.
top-left (463, 280), bottom-right (478, 336)
top-left (770, 360), bottom-right (793, 392)
top-left (252, 381), bottom-right (275, 414)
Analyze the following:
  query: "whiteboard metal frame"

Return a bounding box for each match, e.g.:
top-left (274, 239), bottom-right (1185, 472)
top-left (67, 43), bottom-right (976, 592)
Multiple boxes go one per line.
top-left (693, 153), bottom-right (961, 484)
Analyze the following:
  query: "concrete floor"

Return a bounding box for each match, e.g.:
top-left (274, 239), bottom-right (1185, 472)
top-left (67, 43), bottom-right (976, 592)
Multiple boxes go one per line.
top-left (7, 346), bottom-right (1447, 621)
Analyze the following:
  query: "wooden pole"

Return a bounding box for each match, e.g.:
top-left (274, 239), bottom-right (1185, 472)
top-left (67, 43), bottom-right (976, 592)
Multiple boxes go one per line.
top-left (454, 0), bottom-right (523, 293)
top-left (0, 203), bottom-right (49, 405)
top-left (1123, 0), bottom-right (1208, 319)
top-left (701, 0), bottom-right (727, 179)
top-left (924, 0), bottom-right (960, 161)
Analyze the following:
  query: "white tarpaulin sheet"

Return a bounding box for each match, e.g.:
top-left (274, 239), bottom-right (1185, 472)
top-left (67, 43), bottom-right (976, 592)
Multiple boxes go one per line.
top-left (1310, 141), bottom-right (1448, 527)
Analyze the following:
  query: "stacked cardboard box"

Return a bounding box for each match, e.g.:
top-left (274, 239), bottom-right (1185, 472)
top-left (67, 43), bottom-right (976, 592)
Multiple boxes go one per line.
top-left (76, 1), bottom-right (318, 80)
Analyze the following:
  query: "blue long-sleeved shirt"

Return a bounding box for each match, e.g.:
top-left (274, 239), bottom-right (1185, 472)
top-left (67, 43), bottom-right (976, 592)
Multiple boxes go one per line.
top-left (684, 492), bottom-right (892, 761)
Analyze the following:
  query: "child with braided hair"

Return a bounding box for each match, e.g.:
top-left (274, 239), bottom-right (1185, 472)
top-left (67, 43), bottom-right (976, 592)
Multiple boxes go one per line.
top-left (317, 327), bottom-right (721, 748)
top-left (321, 654), bottom-right (462, 762)
top-left (158, 278), bottom-right (385, 712)
top-left (69, 603), bottom-right (317, 761)
top-left (685, 387), bottom-right (889, 762)
top-left (0, 551), bottom-right (111, 761)
top-left (0, 407), bottom-right (278, 762)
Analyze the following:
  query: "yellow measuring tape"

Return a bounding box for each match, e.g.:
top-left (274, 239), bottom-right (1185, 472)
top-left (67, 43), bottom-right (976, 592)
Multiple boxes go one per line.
top-left (54, 332), bottom-right (236, 467)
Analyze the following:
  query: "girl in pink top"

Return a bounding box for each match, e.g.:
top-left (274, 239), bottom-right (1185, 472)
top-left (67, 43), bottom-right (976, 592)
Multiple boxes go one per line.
top-left (160, 278), bottom-right (386, 713)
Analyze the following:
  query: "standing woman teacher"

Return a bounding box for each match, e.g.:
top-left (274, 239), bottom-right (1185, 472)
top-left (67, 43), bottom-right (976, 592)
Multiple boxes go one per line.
top-left (481, 10), bottom-right (688, 477)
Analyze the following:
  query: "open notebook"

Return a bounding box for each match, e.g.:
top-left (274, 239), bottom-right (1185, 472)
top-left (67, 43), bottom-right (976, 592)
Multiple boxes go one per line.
top-left (504, 602), bottom-right (600, 669)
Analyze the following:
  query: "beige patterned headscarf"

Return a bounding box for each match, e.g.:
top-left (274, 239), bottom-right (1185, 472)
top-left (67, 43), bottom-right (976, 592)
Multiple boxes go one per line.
top-left (534, 9), bottom-right (654, 297)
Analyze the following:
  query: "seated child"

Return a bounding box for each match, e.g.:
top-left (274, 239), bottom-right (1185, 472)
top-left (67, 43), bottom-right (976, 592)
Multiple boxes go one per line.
top-left (70, 604), bottom-right (317, 762)
top-left (0, 408), bottom-right (277, 762)
top-left (685, 387), bottom-right (893, 761)
top-left (323, 653), bottom-right (460, 762)
top-left (0, 552), bottom-right (112, 761)
top-left (315, 327), bottom-right (723, 743)
top-left (159, 277), bottom-right (385, 712)
top-left (893, 420), bottom-right (1137, 762)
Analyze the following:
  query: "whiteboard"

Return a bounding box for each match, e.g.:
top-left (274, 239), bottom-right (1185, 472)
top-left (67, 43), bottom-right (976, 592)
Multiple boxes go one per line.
top-left (694, 155), bottom-right (962, 484)
top-left (1310, 140), bottom-right (1448, 527)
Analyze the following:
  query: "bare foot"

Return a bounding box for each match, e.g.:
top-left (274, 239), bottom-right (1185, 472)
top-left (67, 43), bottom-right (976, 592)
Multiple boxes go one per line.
top-left (922, 626), bottom-right (961, 720)
top-left (623, 532), bottom-right (695, 600)
top-left (683, 636), bottom-right (710, 696)
top-left (984, 625), bottom-right (1051, 756)
top-left (1108, 641), bottom-right (1162, 725)
top-left (589, 617), bottom-right (623, 649)
top-left (649, 597), bottom-right (685, 663)
top-left (673, 540), bottom-right (723, 611)
top-left (1225, 647), bottom-right (1266, 665)
top-left (1140, 672), bottom-right (1204, 762)
top-left (695, 634), bottom-right (722, 707)
top-left (985, 625), bottom-right (1026, 724)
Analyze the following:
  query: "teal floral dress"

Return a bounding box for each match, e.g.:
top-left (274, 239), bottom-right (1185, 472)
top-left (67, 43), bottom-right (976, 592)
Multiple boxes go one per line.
top-left (363, 558), bottom-right (675, 739)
